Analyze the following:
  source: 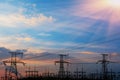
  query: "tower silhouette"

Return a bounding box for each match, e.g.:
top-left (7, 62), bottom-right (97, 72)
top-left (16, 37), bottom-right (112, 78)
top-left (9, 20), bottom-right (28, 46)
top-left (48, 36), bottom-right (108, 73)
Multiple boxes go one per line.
top-left (55, 54), bottom-right (69, 77)
top-left (3, 51), bottom-right (25, 80)
top-left (97, 54), bottom-right (110, 80)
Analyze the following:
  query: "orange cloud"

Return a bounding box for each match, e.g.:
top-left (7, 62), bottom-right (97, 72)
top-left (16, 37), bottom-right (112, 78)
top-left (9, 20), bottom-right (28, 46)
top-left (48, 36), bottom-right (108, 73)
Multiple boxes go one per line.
top-left (23, 59), bottom-right (54, 66)
top-left (80, 51), bottom-right (96, 55)
top-left (15, 37), bottom-right (33, 42)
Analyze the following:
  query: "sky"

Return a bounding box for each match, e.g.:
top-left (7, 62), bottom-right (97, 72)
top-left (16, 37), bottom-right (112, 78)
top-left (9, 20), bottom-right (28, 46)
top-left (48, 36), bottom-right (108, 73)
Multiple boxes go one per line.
top-left (0, 0), bottom-right (120, 77)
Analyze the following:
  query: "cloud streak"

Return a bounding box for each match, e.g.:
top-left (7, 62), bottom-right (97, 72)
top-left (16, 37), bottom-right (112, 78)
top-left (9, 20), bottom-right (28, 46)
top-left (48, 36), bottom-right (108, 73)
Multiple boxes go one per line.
top-left (0, 13), bottom-right (55, 27)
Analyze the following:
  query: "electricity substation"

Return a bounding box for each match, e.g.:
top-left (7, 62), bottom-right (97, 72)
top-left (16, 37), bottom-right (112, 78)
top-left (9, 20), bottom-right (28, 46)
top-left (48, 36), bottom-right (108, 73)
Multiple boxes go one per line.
top-left (0, 51), bottom-right (120, 80)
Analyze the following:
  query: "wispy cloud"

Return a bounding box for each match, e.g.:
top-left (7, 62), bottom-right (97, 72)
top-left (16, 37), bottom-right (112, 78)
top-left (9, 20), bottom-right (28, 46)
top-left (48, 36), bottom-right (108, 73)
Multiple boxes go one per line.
top-left (80, 51), bottom-right (96, 55)
top-left (0, 13), bottom-right (55, 27)
top-left (15, 36), bottom-right (33, 42)
top-left (0, 34), bottom-right (35, 49)
top-left (0, 34), bottom-right (113, 53)
top-left (38, 33), bottom-right (52, 37)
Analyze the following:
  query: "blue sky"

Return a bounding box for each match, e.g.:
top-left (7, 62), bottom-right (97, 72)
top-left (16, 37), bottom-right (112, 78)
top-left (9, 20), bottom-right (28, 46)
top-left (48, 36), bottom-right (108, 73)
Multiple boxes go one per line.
top-left (0, 0), bottom-right (120, 72)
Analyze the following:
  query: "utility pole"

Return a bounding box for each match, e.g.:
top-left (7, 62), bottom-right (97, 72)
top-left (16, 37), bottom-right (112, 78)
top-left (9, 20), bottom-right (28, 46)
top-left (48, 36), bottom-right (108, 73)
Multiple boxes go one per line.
top-left (55, 54), bottom-right (69, 78)
top-left (3, 51), bottom-right (25, 80)
top-left (97, 54), bottom-right (110, 80)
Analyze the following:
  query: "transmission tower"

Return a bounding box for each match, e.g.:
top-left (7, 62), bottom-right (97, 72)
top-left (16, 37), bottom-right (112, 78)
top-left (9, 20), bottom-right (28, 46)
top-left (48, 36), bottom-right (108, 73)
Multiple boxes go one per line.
top-left (3, 51), bottom-right (25, 80)
top-left (97, 54), bottom-right (110, 80)
top-left (55, 54), bottom-right (69, 77)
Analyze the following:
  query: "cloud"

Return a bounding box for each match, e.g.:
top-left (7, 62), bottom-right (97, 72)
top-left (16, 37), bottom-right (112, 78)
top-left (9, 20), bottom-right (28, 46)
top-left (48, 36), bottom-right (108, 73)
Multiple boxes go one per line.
top-left (80, 51), bottom-right (96, 55)
top-left (15, 37), bottom-right (33, 42)
top-left (24, 52), bottom-right (58, 61)
top-left (26, 48), bottom-right (45, 53)
top-left (0, 13), bottom-right (55, 27)
top-left (38, 33), bottom-right (52, 37)
top-left (0, 33), bottom-right (113, 53)
top-left (0, 47), bottom-right (11, 60)
top-left (0, 35), bottom-right (34, 43)
top-left (0, 2), bottom-right (55, 28)
top-left (0, 34), bottom-right (36, 50)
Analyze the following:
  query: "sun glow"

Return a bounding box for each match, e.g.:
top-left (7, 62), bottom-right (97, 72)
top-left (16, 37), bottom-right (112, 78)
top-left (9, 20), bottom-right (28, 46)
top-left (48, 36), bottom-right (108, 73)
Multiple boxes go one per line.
top-left (74, 0), bottom-right (120, 34)
top-left (106, 0), bottom-right (120, 8)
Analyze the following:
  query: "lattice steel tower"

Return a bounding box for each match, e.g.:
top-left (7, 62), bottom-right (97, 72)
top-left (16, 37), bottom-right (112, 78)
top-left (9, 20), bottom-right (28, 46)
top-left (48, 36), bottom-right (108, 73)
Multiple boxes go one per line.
top-left (3, 51), bottom-right (25, 80)
top-left (97, 54), bottom-right (110, 80)
top-left (55, 54), bottom-right (69, 77)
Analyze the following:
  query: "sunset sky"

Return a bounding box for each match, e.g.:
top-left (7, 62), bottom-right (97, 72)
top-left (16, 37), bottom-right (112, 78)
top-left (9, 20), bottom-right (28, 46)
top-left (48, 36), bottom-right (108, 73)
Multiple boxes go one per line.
top-left (0, 0), bottom-right (120, 77)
